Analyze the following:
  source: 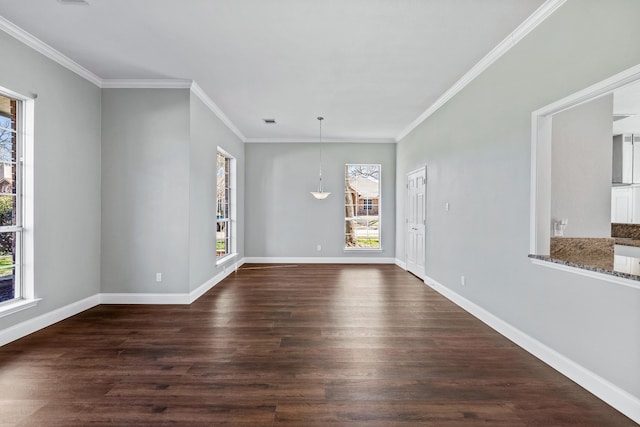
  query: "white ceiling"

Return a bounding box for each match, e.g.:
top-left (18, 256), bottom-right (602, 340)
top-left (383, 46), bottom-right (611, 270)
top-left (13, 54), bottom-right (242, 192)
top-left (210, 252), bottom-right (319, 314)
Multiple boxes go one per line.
top-left (0, 0), bottom-right (547, 142)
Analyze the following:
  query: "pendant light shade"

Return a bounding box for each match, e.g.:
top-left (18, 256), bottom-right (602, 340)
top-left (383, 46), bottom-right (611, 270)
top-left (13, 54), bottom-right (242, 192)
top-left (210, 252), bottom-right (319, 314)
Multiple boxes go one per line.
top-left (311, 116), bottom-right (331, 199)
top-left (310, 190), bottom-right (331, 200)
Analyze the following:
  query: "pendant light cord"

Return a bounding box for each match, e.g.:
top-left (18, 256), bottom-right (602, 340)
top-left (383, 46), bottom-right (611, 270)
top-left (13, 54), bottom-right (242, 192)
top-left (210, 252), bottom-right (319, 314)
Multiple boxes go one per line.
top-left (318, 116), bottom-right (324, 191)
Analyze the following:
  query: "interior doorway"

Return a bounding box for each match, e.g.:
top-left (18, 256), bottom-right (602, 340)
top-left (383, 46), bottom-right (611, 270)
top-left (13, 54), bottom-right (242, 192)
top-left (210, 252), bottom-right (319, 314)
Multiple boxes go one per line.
top-left (406, 167), bottom-right (426, 278)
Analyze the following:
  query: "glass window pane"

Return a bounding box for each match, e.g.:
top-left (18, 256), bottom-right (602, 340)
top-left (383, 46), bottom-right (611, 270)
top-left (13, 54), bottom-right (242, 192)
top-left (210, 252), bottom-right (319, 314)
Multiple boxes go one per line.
top-left (0, 232), bottom-right (16, 260)
top-left (216, 152), bottom-right (232, 258)
top-left (0, 94), bottom-right (20, 302)
top-left (345, 234), bottom-right (357, 248)
top-left (0, 231), bottom-right (15, 303)
top-left (0, 163), bottom-right (15, 196)
top-left (0, 267), bottom-right (15, 303)
top-left (0, 195), bottom-right (16, 226)
top-left (216, 220), bottom-right (229, 257)
top-left (0, 96), bottom-right (17, 164)
top-left (345, 164), bottom-right (381, 249)
top-left (216, 239), bottom-right (226, 255)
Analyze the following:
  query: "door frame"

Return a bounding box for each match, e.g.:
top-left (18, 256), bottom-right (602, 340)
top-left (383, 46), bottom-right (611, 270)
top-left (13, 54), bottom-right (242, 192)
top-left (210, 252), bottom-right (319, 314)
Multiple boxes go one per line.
top-left (406, 166), bottom-right (426, 279)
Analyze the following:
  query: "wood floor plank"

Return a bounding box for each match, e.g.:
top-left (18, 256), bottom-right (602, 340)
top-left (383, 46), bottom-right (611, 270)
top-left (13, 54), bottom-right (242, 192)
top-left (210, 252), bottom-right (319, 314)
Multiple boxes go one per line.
top-left (0, 264), bottom-right (635, 426)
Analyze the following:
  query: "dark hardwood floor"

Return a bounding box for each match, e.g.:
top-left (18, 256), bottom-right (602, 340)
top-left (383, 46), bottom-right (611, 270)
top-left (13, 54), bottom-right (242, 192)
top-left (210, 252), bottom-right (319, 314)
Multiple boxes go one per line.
top-left (0, 264), bottom-right (635, 426)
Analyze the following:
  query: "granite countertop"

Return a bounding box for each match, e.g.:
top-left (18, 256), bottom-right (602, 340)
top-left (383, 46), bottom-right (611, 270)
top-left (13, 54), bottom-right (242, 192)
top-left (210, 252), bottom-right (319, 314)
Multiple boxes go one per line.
top-left (614, 237), bottom-right (640, 248)
top-left (529, 254), bottom-right (640, 281)
top-left (533, 234), bottom-right (640, 282)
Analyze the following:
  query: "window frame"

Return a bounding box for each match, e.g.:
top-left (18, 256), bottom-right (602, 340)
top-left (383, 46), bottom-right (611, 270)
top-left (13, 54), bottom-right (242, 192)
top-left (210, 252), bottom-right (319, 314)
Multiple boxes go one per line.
top-left (529, 63), bottom-right (640, 290)
top-left (0, 86), bottom-right (37, 317)
top-left (344, 163), bottom-right (382, 251)
top-left (216, 147), bottom-right (236, 265)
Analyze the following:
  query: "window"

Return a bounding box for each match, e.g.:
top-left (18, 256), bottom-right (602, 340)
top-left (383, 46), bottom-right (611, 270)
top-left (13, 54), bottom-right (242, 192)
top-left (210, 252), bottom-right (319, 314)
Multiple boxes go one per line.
top-left (0, 92), bottom-right (22, 304)
top-left (216, 150), bottom-right (233, 261)
top-left (345, 164), bottom-right (381, 249)
top-left (529, 63), bottom-right (640, 289)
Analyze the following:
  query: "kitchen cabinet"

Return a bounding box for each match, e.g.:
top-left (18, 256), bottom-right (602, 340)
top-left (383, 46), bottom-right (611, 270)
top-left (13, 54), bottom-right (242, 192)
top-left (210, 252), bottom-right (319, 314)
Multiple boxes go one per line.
top-left (613, 254), bottom-right (640, 275)
top-left (632, 186), bottom-right (640, 222)
top-left (612, 134), bottom-right (640, 184)
top-left (612, 186), bottom-right (632, 222)
top-left (611, 185), bottom-right (640, 223)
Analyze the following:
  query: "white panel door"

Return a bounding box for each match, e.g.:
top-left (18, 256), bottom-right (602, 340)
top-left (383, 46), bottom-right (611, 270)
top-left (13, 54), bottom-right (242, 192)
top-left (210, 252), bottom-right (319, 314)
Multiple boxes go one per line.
top-left (406, 167), bottom-right (426, 278)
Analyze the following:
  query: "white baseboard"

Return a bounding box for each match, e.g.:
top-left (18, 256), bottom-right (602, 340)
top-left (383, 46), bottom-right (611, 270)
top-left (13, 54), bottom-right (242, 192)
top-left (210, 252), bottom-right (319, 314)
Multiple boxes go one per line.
top-left (243, 257), bottom-right (396, 264)
top-left (101, 258), bottom-right (246, 305)
top-left (0, 294), bottom-right (100, 347)
top-left (189, 257), bottom-right (245, 303)
top-left (0, 258), bottom-right (247, 346)
top-left (423, 274), bottom-right (640, 425)
top-left (395, 258), bottom-right (407, 269)
top-left (99, 292), bottom-right (190, 305)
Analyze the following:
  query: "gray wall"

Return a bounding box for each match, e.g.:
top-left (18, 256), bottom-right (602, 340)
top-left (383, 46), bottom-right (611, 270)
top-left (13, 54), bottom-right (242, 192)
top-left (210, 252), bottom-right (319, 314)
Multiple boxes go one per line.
top-left (188, 94), bottom-right (244, 291)
top-left (0, 31), bottom-right (102, 329)
top-left (245, 143), bottom-right (395, 258)
top-left (396, 0), bottom-right (640, 398)
top-left (551, 94), bottom-right (613, 237)
top-left (101, 88), bottom-right (191, 294)
top-left (101, 89), bottom-right (245, 295)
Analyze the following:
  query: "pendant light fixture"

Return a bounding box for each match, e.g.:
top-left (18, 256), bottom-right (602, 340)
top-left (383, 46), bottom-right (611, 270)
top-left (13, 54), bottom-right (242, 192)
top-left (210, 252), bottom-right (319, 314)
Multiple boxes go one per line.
top-left (310, 116), bottom-right (331, 200)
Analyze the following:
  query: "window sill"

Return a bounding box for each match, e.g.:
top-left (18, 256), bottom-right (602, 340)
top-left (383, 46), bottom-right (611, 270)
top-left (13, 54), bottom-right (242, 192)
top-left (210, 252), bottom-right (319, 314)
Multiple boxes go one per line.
top-left (0, 298), bottom-right (42, 319)
top-left (216, 252), bottom-right (238, 266)
top-left (344, 248), bottom-right (383, 253)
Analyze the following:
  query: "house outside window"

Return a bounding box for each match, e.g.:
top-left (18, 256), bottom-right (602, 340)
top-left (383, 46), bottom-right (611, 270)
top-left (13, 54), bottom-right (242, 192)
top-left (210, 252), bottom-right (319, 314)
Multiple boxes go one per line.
top-left (0, 93), bottom-right (22, 304)
top-left (345, 164), bottom-right (381, 249)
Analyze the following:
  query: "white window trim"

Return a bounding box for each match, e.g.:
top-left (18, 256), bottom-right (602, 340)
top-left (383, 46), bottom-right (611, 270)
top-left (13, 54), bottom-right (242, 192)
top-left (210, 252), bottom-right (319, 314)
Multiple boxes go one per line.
top-left (0, 86), bottom-right (37, 316)
top-left (529, 63), bottom-right (640, 286)
top-left (216, 252), bottom-right (238, 266)
top-left (344, 163), bottom-right (382, 251)
top-left (0, 298), bottom-right (41, 318)
top-left (216, 146), bottom-right (236, 265)
top-left (530, 63), bottom-right (640, 255)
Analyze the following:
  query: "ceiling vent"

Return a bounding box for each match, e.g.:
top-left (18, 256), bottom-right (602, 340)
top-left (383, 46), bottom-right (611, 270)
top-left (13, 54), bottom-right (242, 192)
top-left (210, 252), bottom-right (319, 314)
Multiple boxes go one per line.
top-left (263, 119), bottom-right (277, 124)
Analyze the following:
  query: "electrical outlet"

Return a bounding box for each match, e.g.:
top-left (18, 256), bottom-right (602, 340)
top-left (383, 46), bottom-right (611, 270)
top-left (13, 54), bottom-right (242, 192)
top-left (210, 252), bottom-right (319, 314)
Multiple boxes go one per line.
top-left (316, 244), bottom-right (322, 252)
top-left (460, 275), bottom-right (466, 286)
top-left (445, 202), bottom-right (450, 211)
top-left (156, 273), bottom-right (162, 282)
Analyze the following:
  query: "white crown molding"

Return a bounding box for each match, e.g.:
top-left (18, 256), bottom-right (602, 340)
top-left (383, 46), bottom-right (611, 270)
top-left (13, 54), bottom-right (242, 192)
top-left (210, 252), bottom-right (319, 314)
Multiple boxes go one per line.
top-left (0, 16), bottom-right (103, 87)
top-left (244, 137), bottom-right (396, 144)
top-left (101, 79), bottom-right (192, 89)
top-left (101, 80), bottom-right (246, 142)
top-left (395, 0), bottom-right (567, 142)
top-left (424, 273), bottom-right (640, 425)
top-left (1, 1), bottom-right (566, 144)
top-left (190, 82), bottom-right (246, 142)
top-left (0, 16), bottom-right (247, 142)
